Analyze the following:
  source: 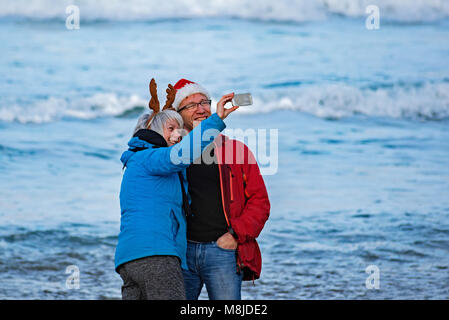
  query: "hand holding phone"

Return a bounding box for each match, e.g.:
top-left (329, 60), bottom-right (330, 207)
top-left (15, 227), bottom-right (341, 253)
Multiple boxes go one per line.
top-left (216, 93), bottom-right (239, 120)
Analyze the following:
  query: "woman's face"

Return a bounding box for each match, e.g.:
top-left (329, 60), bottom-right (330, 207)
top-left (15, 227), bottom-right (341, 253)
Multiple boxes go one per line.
top-left (163, 119), bottom-right (182, 146)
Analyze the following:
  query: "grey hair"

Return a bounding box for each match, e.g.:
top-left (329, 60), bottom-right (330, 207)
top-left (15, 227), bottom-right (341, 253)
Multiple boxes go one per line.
top-left (133, 110), bottom-right (184, 137)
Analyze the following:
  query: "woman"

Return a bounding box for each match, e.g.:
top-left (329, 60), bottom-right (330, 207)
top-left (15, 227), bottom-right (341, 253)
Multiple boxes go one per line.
top-left (115, 79), bottom-right (238, 300)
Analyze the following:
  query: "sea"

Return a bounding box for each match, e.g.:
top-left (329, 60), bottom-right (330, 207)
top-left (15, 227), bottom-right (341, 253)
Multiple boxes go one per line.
top-left (0, 0), bottom-right (449, 299)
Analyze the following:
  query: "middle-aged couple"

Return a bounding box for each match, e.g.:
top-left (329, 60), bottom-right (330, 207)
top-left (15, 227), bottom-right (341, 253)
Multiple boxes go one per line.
top-left (114, 78), bottom-right (271, 300)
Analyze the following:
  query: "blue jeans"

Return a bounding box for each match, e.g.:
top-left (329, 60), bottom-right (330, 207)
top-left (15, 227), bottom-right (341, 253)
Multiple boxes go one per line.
top-left (182, 240), bottom-right (243, 300)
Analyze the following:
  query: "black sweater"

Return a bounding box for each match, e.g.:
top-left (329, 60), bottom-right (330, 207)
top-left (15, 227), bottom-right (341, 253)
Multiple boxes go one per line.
top-left (186, 144), bottom-right (228, 242)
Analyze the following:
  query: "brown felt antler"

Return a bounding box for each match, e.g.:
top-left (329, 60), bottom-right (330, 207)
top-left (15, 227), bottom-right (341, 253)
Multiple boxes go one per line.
top-left (148, 78), bottom-right (160, 113)
top-left (146, 78), bottom-right (177, 128)
top-left (162, 83), bottom-right (176, 110)
top-left (146, 78), bottom-right (160, 127)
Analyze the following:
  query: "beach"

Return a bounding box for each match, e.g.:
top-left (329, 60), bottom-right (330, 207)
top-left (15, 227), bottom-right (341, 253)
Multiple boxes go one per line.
top-left (1, 0), bottom-right (449, 299)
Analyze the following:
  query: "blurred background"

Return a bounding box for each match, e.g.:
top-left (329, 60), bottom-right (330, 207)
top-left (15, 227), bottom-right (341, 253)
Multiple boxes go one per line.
top-left (0, 0), bottom-right (448, 299)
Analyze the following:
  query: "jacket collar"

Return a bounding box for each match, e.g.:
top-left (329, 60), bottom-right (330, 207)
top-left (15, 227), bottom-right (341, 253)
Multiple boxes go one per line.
top-left (121, 130), bottom-right (167, 168)
top-left (133, 129), bottom-right (167, 148)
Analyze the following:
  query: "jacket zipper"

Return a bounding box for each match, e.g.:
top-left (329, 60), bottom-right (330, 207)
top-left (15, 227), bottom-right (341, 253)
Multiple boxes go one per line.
top-left (229, 170), bottom-right (234, 202)
top-left (214, 140), bottom-right (244, 275)
top-left (214, 141), bottom-right (231, 228)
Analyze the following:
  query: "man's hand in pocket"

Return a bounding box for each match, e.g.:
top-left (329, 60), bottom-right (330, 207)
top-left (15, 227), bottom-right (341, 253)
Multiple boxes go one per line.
top-left (216, 232), bottom-right (238, 250)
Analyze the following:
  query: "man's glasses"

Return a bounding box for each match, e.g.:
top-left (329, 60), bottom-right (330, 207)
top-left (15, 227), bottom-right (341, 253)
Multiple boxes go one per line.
top-left (178, 100), bottom-right (211, 113)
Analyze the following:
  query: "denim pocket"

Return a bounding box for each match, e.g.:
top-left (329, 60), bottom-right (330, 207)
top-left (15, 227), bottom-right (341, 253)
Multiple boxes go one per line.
top-left (214, 242), bottom-right (237, 252)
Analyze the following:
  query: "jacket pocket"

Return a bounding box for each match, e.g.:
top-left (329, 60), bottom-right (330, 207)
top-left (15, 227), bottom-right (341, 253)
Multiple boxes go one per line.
top-left (170, 209), bottom-right (180, 238)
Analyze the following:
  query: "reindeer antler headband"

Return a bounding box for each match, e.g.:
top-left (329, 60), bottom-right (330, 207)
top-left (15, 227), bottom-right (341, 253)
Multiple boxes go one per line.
top-left (146, 78), bottom-right (176, 127)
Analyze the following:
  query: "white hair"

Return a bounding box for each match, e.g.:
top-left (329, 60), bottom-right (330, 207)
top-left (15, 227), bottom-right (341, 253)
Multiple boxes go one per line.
top-left (133, 110), bottom-right (184, 137)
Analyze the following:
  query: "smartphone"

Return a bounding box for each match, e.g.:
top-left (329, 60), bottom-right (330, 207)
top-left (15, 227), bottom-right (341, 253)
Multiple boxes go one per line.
top-left (232, 93), bottom-right (253, 106)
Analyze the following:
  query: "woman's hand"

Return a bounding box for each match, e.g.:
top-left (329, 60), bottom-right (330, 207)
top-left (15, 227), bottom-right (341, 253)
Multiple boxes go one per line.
top-left (216, 93), bottom-right (239, 120)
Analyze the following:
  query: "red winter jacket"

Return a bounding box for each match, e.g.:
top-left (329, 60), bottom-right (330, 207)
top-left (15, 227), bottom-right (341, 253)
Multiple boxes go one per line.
top-left (213, 134), bottom-right (270, 281)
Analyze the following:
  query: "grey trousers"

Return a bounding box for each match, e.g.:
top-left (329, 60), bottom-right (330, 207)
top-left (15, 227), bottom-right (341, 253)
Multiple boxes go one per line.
top-left (118, 255), bottom-right (186, 300)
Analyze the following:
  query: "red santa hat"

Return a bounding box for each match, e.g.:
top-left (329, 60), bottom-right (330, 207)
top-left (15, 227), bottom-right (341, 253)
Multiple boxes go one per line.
top-left (173, 78), bottom-right (210, 111)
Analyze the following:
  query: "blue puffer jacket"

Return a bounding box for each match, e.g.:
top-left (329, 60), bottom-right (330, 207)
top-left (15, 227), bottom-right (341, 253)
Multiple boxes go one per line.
top-left (115, 113), bottom-right (226, 271)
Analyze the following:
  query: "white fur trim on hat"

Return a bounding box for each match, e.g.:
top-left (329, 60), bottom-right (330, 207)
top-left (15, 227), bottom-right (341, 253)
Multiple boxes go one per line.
top-left (173, 83), bottom-right (210, 111)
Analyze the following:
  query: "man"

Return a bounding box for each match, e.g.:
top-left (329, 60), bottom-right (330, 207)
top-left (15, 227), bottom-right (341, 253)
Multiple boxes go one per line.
top-left (172, 78), bottom-right (270, 300)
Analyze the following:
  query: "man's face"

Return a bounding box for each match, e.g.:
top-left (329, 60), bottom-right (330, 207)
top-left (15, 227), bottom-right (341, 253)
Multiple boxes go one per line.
top-left (178, 93), bottom-right (211, 132)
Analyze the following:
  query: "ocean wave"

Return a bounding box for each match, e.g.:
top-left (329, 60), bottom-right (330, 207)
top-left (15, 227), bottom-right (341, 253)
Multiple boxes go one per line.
top-left (0, 93), bottom-right (147, 124)
top-left (1, 82), bottom-right (448, 123)
top-left (0, 226), bottom-right (117, 247)
top-left (244, 82), bottom-right (449, 121)
top-left (1, 0), bottom-right (448, 23)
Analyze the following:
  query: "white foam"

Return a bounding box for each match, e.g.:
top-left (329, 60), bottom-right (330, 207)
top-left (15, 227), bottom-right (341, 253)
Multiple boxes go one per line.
top-left (1, 83), bottom-right (448, 123)
top-left (0, 93), bottom-right (147, 124)
top-left (1, 0), bottom-right (448, 23)
top-left (239, 82), bottom-right (449, 121)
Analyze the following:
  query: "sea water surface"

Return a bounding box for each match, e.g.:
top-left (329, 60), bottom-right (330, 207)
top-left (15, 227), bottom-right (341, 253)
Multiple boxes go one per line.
top-left (1, 0), bottom-right (449, 299)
